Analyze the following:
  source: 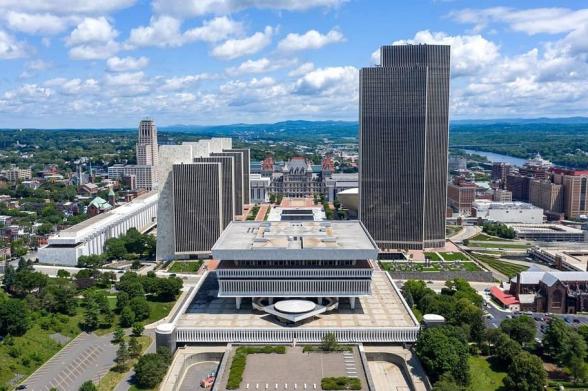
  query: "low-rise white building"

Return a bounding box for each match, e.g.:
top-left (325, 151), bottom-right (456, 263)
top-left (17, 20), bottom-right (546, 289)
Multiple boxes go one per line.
top-left (509, 224), bottom-right (586, 242)
top-left (324, 173), bottom-right (358, 202)
top-left (38, 191), bottom-right (158, 266)
top-left (473, 200), bottom-right (544, 224)
top-left (108, 164), bottom-right (155, 190)
top-left (250, 173), bottom-right (270, 203)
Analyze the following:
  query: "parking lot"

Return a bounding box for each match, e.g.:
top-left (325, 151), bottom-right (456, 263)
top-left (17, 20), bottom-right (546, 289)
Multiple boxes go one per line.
top-left (483, 294), bottom-right (588, 340)
top-left (20, 332), bottom-right (117, 391)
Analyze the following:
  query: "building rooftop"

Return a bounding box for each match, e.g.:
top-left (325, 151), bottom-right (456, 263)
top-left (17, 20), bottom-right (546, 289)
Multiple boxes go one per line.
top-left (509, 224), bottom-right (584, 234)
top-left (211, 221), bottom-right (379, 260)
top-left (46, 191), bottom-right (158, 245)
top-left (519, 270), bottom-right (588, 286)
top-left (473, 200), bottom-right (541, 210)
top-left (176, 271), bottom-right (417, 329)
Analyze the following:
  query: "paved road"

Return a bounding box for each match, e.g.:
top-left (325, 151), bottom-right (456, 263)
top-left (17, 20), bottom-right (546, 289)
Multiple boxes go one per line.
top-left (179, 361), bottom-right (219, 391)
top-left (450, 225), bottom-right (481, 243)
top-left (22, 332), bottom-right (116, 391)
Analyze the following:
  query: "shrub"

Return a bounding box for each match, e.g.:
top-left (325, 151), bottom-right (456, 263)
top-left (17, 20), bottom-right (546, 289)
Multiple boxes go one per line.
top-left (321, 377), bottom-right (361, 390)
top-left (226, 346), bottom-right (286, 389)
top-left (134, 352), bottom-right (170, 388)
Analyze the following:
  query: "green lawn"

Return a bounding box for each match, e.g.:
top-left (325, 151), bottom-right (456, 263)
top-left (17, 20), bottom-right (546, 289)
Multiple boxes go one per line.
top-left (247, 205), bottom-right (260, 220)
top-left (424, 252), bottom-right (442, 261)
top-left (467, 356), bottom-right (507, 391)
top-left (440, 252), bottom-right (469, 261)
top-left (472, 254), bottom-right (528, 278)
top-left (470, 242), bottom-right (530, 249)
top-left (470, 233), bottom-right (512, 242)
top-left (0, 309), bottom-right (85, 387)
top-left (167, 260), bottom-right (203, 273)
top-left (94, 296), bottom-right (177, 336)
top-left (380, 261), bottom-right (482, 272)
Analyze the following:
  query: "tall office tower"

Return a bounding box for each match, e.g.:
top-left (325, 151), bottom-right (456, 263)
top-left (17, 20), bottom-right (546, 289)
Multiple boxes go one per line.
top-left (172, 163), bottom-right (223, 255)
top-left (211, 151), bottom-right (245, 215)
top-left (137, 119), bottom-right (158, 167)
top-left (193, 156), bottom-right (235, 229)
top-left (491, 162), bottom-right (512, 183)
top-left (231, 148), bottom-right (251, 204)
top-left (359, 44), bottom-right (450, 250)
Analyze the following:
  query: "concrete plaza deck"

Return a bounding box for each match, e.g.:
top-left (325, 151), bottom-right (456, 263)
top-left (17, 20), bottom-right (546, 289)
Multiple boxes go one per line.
top-left (176, 271), bottom-right (416, 330)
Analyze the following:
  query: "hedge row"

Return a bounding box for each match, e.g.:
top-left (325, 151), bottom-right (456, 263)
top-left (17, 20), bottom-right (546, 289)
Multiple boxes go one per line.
top-left (321, 377), bottom-right (361, 390)
top-left (226, 346), bottom-right (286, 389)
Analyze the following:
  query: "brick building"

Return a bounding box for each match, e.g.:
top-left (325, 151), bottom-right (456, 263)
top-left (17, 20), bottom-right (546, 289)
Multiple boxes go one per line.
top-left (510, 271), bottom-right (588, 314)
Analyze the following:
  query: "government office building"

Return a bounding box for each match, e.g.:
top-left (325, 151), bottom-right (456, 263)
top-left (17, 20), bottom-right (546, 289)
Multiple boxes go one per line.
top-left (156, 220), bottom-right (418, 348)
top-left (155, 138), bottom-right (250, 260)
top-left (359, 44), bottom-right (450, 250)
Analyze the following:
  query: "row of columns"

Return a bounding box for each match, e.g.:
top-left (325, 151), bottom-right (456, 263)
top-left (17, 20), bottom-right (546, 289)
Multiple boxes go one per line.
top-left (81, 203), bottom-right (157, 256)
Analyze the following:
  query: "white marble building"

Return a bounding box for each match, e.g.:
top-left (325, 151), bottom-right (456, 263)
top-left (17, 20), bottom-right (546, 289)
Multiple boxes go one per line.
top-left (38, 191), bottom-right (158, 266)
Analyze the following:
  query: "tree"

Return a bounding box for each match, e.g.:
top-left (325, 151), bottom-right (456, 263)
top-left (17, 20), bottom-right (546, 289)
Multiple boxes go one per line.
top-left (503, 352), bottom-right (546, 391)
top-left (105, 237), bottom-right (127, 260)
top-left (494, 332), bottom-right (522, 367)
top-left (120, 306), bottom-right (136, 327)
top-left (115, 291), bottom-right (130, 313)
top-left (56, 269), bottom-right (70, 279)
top-left (82, 296), bottom-right (100, 331)
top-left (117, 273), bottom-right (145, 298)
top-left (129, 336), bottom-right (141, 358)
top-left (2, 262), bottom-right (16, 292)
top-left (0, 298), bottom-right (31, 336)
top-left (113, 327), bottom-right (125, 344)
top-left (155, 276), bottom-right (182, 301)
top-left (132, 322), bottom-right (144, 337)
top-left (500, 315), bottom-right (536, 345)
top-left (129, 296), bottom-right (150, 321)
top-left (79, 380), bottom-right (97, 391)
top-left (41, 283), bottom-right (77, 315)
top-left (402, 280), bottom-right (434, 306)
top-left (577, 324), bottom-right (588, 347)
top-left (321, 333), bottom-right (339, 351)
top-left (134, 353), bottom-right (170, 388)
top-left (561, 330), bottom-right (588, 383)
top-left (415, 326), bottom-right (470, 385)
top-left (115, 340), bottom-right (129, 372)
top-left (433, 373), bottom-right (463, 391)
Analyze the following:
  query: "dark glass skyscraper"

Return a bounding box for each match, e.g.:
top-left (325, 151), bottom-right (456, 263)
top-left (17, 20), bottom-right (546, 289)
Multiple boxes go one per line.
top-left (359, 44), bottom-right (450, 250)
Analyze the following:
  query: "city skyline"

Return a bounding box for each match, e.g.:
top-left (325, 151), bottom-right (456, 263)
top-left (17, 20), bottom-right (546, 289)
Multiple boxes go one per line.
top-left (0, 1), bottom-right (587, 127)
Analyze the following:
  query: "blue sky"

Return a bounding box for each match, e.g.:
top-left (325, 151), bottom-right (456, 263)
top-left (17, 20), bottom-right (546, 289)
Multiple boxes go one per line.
top-left (0, 0), bottom-right (587, 128)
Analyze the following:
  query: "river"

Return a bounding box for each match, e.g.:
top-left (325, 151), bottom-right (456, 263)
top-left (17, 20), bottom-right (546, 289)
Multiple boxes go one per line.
top-left (463, 149), bottom-right (528, 167)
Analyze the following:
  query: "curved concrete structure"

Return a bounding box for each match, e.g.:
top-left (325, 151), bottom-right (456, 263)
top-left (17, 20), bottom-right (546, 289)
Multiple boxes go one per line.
top-left (274, 299), bottom-right (316, 314)
top-left (336, 188), bottom-right (359, 212)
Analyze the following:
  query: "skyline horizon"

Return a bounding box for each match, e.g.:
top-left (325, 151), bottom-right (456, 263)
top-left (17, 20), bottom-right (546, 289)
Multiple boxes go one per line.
top-left (2, 115), bottom-right (588, 130)
top-left (0, 1), bottom-right (587, 127)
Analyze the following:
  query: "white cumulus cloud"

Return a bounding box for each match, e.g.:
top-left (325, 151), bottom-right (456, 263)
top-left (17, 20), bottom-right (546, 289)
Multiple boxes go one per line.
top-left (392, 30), bottom-right (500, 77)
top-left (294, 66), bottom-right (357, 96)
top-left (3, 11), bottom-right (75, 35)
top-left (106, 56), bottom-right (149, 72)
top-left (153, 0), bottom-right (346, 17)
top-left (278, 29), bottom-right (344, 51)
top-left (0, 29), bottom-right (28, 59)
top-left (212, 26), bottom-right (273, 60)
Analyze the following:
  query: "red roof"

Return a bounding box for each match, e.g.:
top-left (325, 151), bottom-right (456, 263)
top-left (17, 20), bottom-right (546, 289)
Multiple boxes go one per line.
top-left (490, 286), bottom-right (519, 306)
